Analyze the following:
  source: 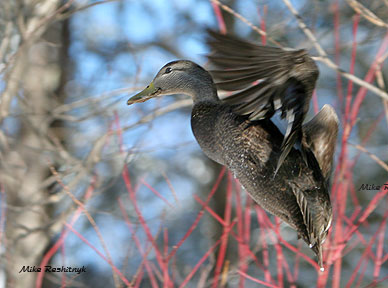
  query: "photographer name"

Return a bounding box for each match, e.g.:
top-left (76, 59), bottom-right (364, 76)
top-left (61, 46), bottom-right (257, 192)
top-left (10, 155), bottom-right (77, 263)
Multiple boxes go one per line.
top-left (19, 265), bottom-right (86, 274)
top-left (358, 183), bottom-right (388, 191)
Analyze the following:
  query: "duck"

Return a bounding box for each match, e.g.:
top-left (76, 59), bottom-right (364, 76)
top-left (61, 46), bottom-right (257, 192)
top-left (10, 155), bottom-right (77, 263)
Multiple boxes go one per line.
top-left (127, 30), bottom-right (339, 271)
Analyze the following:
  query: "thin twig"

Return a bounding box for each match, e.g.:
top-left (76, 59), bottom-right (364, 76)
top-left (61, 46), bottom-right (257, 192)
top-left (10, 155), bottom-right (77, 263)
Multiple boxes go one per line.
top-left (210, 0), bottom-right (281, 46)
top-left (349, 143), bottom-right (388, 172)
top-left (282, 0), bottom-right (388, 101)
top-left (345, 0), bottom-right (388, 28)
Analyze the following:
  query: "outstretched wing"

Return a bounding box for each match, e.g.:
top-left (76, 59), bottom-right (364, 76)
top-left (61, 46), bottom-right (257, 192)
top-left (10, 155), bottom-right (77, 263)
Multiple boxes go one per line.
top-left (207, 30), bottom-right (319, 174)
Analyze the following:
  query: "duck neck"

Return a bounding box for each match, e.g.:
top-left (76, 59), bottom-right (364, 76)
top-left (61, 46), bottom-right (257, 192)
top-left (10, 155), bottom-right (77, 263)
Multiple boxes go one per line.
top-left (186, 72), bottom-right (220, 105)
top-left (191, 83), bottom-right (219, 104)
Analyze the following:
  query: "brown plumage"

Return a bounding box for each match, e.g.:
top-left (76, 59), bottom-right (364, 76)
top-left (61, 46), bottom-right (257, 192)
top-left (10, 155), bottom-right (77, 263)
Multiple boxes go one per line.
top-left (207, 29), bottom-right (320, 175)
top-left (127, 30), bottom-right (339, 271)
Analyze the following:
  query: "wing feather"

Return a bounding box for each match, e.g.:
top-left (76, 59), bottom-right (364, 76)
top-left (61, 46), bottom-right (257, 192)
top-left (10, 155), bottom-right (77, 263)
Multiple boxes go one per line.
top-left (207, 29), bottom-right (319, 173)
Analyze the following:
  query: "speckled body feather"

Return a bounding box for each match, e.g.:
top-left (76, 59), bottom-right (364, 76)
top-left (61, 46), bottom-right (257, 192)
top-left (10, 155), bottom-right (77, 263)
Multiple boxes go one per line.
top-left (127, 32), bottom-right (339, 270)
top-left (191, 101), bottom-right (332, 253)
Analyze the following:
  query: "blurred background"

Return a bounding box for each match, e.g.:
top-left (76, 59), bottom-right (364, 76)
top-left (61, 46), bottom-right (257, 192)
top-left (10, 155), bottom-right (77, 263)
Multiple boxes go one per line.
top-left (0, 0), bottom-right (387, 287)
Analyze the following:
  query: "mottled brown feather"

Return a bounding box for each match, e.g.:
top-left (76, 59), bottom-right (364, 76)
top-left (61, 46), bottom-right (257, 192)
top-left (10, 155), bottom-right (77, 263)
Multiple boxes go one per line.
top-left (128, 34), bottom-right (339, 270)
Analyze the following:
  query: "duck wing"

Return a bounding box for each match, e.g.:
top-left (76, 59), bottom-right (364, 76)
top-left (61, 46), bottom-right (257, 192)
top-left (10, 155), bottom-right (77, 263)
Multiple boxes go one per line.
top-left (302, 104), bottom-right (339, 181)
top-left (207, 30), bottom-right (319, 174)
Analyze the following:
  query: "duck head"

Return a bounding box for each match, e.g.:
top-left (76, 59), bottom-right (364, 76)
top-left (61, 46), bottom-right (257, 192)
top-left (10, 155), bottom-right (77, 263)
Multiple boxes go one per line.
top-left (127, 60), bottom-right (217, 105)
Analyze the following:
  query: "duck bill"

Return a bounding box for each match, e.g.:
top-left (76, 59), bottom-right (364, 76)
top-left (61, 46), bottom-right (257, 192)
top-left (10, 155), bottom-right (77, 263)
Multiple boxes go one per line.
top-left (127, 82), bottom-right (161, 105)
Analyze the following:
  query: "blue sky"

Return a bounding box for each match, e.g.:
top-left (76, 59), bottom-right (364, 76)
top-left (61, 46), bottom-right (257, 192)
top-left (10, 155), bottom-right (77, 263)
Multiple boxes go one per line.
top-left (47, 0), bottom-right (388, 284)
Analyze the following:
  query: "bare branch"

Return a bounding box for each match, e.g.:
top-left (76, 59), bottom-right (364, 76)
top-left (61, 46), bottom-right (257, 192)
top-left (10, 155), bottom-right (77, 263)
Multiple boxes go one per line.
top-left (282, 0), bottom-right (388, 101)
top-left (345, 0), bottom-right (388, 28)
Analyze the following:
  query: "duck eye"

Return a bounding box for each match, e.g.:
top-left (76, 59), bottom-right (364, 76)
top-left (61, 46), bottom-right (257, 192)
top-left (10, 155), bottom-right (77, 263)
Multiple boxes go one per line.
top-left (165, 67), bottom-right (172, 74)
